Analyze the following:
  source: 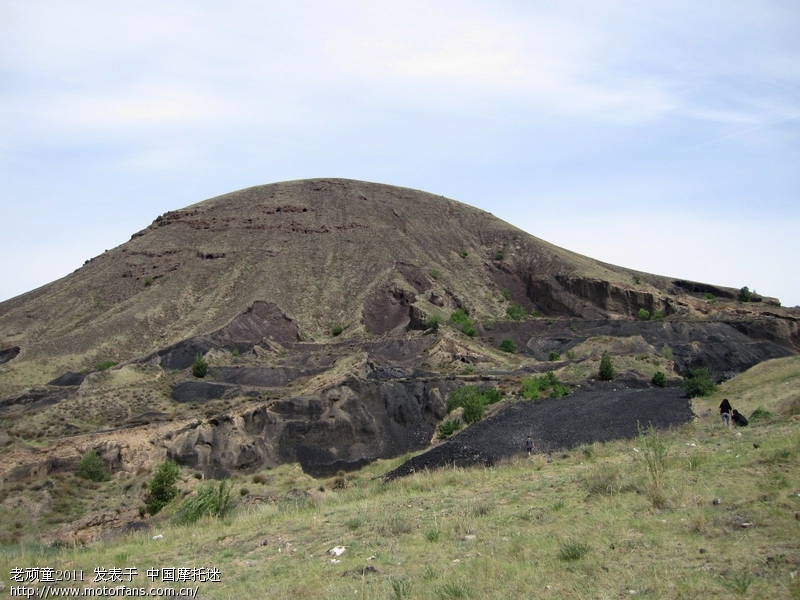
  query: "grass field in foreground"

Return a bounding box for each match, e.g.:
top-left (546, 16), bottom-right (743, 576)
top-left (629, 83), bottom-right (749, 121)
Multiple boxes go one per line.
top-left (1, 357), bottom-right (799, 599)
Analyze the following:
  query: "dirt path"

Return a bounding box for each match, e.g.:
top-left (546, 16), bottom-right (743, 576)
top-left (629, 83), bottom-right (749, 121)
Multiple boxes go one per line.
top-left (384, 378), bottom-right (695, 479)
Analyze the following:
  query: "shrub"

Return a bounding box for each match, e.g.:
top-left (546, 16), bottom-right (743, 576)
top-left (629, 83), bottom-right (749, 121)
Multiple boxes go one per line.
top-left (599, 351), bottom-right (615, 381)
top-left (462, 364), bottom-right (474, 374)
top-left (429, 269), bottom-right (441, 280)
top-left (520, 378), bottom-right (540, 400)
top-left (146, 460), bottom-right (180, 515)
top-left (660, 344), bottom-right (674, 360)
top-left (331, 325), bottom-right (344, 337)
top-left (703, 292), bottom-right (717, 303)
top-left (499, 338), bottom-right (517, 353)
top-left (462, 324), bottom-right (477, 337)
top-left (550, 383), bottom-right (571, 398)
top-left (458, 250), bottom-right (468, 259)
top-left (144, 277), bottom-right (154, 287)
top-left (231, 348), bottom-right (240, 357)
top-left (77, 451), bottom-right (110, 482)
top-left (462, 395), bottom-right (485, 424)
top-left (637, 308), bottom-right (650, 320)
top-left (501, 287), bottom-right (511, 301)
top-left (178, 480), bottom-right (232, 525)
top-left (506, 303), bottom-right (527, 321)
top-left (549, 351), bottom-right (561, 361)
top-left (738, 286), bottom-right (751, 302)
top-left (633, 274), bottom-right (642, 284)
top-left (651, 310), bottom-right (665, 320)
top-left (749, 406), bottom-right (773, 422)
top-left (685, 367), bottom-right (717, 398)
top-left (565, 350), bottom-right (576, 359)
top-left (438, 419), bottom-right (462, 439)
top-left (484, 388), bottom-right (502, 404)
top-left (494, 250), bottom-right (505, 260)
top-left (191, 353), bottom-right (208, 378)
top-left (449, 309), bottom-right (471, 327)
top-left (423, 314), bottom-right (444, 331)
top-left (651, 371), bottom-right (667, 387)
top-left (95, 360), bottom-right (117, 372)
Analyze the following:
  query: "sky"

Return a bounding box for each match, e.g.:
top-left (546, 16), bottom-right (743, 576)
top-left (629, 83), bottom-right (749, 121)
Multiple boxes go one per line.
top-left (1, 1), bottom-right (799, 306)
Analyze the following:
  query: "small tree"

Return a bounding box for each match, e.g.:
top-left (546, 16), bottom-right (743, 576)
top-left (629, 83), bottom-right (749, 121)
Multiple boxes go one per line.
top-left (499, 338), bottom-right (517, 353)
top-left (146, 460), bottom-right (180, 515)
top-left (192, 353), bottom-right (208, 378)
top-left (738, 286), bottom-right (751, 302)
top-left (685, 367), bottom-right (717, 398)
top-left (77, 450), bottom-right (110, 482)
top-left (651, 371), bottom-right (667, 387)
top-left (637, 308), bottom-right (650, 320)
top-left (599, 351), bottom-right (615, 381)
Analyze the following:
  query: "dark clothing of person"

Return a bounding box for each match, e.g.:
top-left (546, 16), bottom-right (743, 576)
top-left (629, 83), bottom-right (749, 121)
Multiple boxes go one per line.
top-left (525, 437), bottom-right (534, 453)
top-left (732, 410), bottom-right (749, 427)
top-left (719, 399), bottom-right (732, 414)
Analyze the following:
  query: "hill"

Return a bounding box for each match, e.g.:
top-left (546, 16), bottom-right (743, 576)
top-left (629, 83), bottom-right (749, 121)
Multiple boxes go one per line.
top-left (0, 178), bottom-right (798, 548)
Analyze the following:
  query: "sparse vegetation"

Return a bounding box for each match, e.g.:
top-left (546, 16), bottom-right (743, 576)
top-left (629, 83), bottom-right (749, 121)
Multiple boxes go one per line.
top-left (749, 406), bottom-right (773, 422)
top-left (191, 353), bottom-right (208, 378)
top-left (458, 250), bottom-right (468, 259)
top-left (638, 424), bottom-right (669, 509)
top-left (331, 325), bottom-right (344, 337)
top-left (565, 349), bottom-right (576, 359)
top-left (651, 309), bottom-right (664, 320)
top-left (446, 385), bottom-right (502, 424)
top-left (651, 371), bottom-right (667, 387)
top-left (462, 324), bottom-right (477, 337)
top-left (178, 480), bottom-right (233, 525)
top-left (685, 367), bottom-right (717, 398)
top-left (144, 276), bottom-right (154, 287)
top-left (77, 450), bottom-right (110, 482)
top-left (703, 292), bottom-right (717, 303)
top-left (494, 250), bottom-right (504, 260)
top-left (637, 308), bottom-right (650, 320)
top-left (429, 268), bottom-right (441, 280)
top-left (520, 371), bottom-right (570, 400)
top-left (549, 351), bottom-right (561, 361)
top-left (499, 338), bottom-right (517, 353)
top-left (506, 302), bottom-right (527, 321)
top-left (449, 309), bottom-right (471, 327)
top-left (599, 351), bottom-right (615, 380)
top-left (146, 460), bottom-right (180, 515)
top-left (660, 344), bottom-right (674, 360)
top-left (633, 274), bottom-right (642, 285)
top-left (95, 360), bottom-right (117, 371)
top-left (501, 287), bottom-right (511, 301)
top-left (559, 540), bottom-right (590, 561)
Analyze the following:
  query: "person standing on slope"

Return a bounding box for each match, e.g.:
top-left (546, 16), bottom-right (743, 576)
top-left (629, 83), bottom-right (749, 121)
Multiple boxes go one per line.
top-left (719, 398), bottom-right (732, 427)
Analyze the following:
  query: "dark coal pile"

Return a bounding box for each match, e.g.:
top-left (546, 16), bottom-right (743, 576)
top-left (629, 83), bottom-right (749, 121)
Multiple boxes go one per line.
top-left (383, 378), bottom-right (695, 479)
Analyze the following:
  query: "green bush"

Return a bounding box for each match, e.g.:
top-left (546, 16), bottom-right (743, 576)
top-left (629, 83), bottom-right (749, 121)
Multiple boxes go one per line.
top-left (144, 277), bottom-right (154, 287)
top-left (551, 383), bottom-right (571, 398)
top-left (651, 371), bottom-right (667, 387)
top-left (146, 460), bottom-right (180, 515)
top-left (77, 451), bottom-right (110, 482)
top-left (749, 406), bottom-right (773, 422)
top-left (638, 424), bottom-right (668, 509)
top-left (484, 388), bottom-right (502, 404)
top-left (499, 338), bottom-right (517, 353)
top-left (462, 395), bottom-right (485, 424)
top-left (501, 287), bottom-right (511, 301)
top-left (191, 353), bottom-right (208, 378)
top-left (429, 269), bottom-right (441, 280)
top-left (599, 351), bottom-right (615, 381)
top-left (462, 324), bottom-right (478, 337)
top-left (637, 308), bottom-right (650, 320)
top-left (520, 377), bottom-right (540, 399)
top-left (438, 419), bottom-right (462, 439)
top-left (458, 250), bottom-right (468, 259)
top-left (178, 480), bottom-right (232, 525)
top-left (95, 360), bottom-right (117, 372)
top-left (651, 310), bottom-right (664, 320)
top-left (684, 367), bottom-right (717, 398)
top-left (703, 292), bottom-right (717, 303)
top-left (565, 350), bottom-right (576, 359)
top-left (633, 275), bottom-right (642, 285)
top-left (738, 286), bottom-right (751, 302)
top-left (494, 250), bottom-right (505, 261)
top-left (661, 344), bottom-right (674, 360)
top-left (331, 325), bottom-right (344, 337)
top-left (423, 314), bottom-right (444, 331)
top-left (449, 309), bottom-right (471, 327)
top-left (506, 303), bottom-right (527, 321)
top-left (549, 351), bottom-right (561, 361)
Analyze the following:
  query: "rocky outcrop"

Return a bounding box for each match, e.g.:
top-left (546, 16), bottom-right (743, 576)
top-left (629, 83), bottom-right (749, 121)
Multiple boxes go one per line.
top-left (362, 286), bottom-right (418, 335)
top-left (0, 346), bottom-right (20, 365)
top-left (167, 375), bottom-right (455, 478)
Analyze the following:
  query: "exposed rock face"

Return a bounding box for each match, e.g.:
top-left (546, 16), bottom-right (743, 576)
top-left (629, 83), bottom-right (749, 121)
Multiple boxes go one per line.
top-left (167, 375), bottom-right (453, 477)
top-left (362, 286), bottom-right (418, 335)
top-left (0, 346), bottom-right (19, 365)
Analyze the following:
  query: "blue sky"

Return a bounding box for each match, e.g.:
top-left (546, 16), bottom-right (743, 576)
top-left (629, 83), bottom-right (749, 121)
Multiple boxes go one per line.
top-left (2, 1), bottom-right (799, 306)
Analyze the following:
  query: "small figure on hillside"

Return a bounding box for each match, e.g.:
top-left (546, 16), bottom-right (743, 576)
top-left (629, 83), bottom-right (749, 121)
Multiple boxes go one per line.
top-left (525, 435), bottom-right (534, 455)
top-left (732, 409), bottom-right (749, 427)
top-left (719, 398), bottom-right (732, 427)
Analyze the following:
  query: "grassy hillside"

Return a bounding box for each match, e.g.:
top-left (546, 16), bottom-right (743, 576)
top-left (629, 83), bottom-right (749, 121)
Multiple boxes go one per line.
top-left (2, 357), bottom-right (799, 599)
